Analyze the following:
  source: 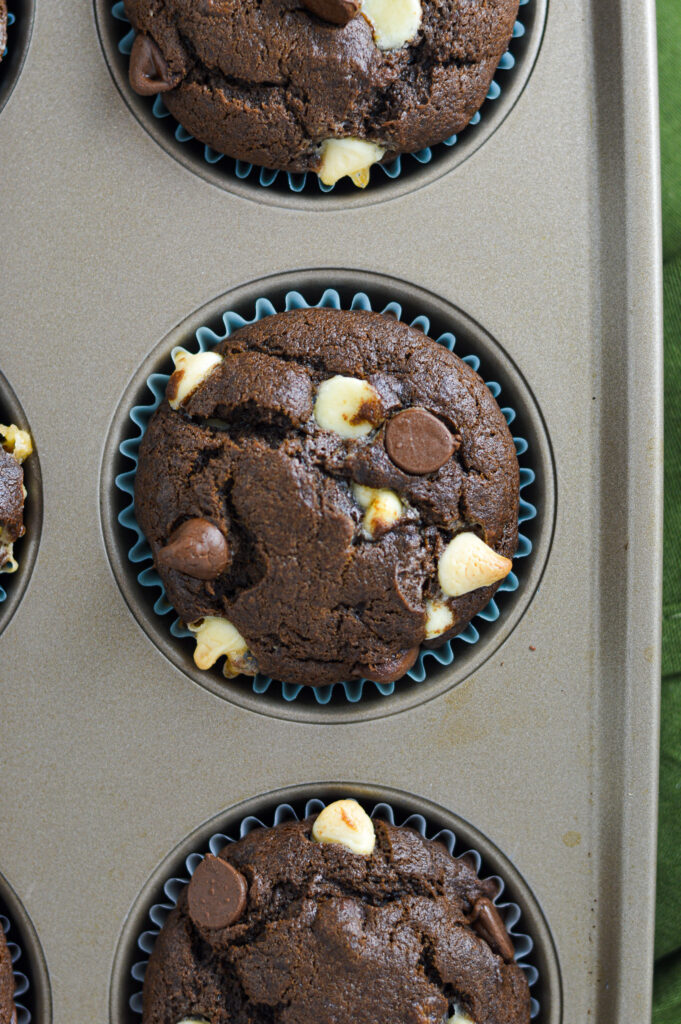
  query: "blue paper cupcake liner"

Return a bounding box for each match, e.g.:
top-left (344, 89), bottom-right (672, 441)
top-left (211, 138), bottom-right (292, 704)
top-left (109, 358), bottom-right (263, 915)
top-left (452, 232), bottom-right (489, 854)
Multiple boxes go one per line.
top-left (2, 911), bottom-right (31, 1024)
top-left (115, 288), bottom-right (537, 705)
top-left (110, 0), bottom-right (531, 193)
top-left (128, 798), bottom-right (540, 1019)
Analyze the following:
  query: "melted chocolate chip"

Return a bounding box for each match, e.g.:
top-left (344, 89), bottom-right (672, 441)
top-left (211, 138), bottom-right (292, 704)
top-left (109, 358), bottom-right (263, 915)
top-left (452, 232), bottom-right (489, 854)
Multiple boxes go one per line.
top-left (302, 0), bottom-right (360, 26)
top-left (364, 646), bottom-right (420, 684)
top-left (187, 855), bottom-right (247, 930)
top-left (384, 408), bottom-right (456, 475)
top-left (157, 518), bottom-right (230, 580)
top-left (471, 897), bottom-right (515, 962)
top-left (129, 34), bottom-right (176, 96)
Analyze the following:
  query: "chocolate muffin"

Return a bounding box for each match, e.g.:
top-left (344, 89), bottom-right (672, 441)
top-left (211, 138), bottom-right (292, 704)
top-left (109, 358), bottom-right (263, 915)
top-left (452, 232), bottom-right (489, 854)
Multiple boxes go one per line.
top-left (0, 424), bottom-right (32, 577)
top-left (123, 0), bottom-right (520, 186)
top-left (134, 308), bottom-right (519, 688)
top-left (142, 799), bottom-right (531, 1024)
top-left (0, 3), bottom-right (6, 63)
top-left (0, 922), bottom-right (15, 1024)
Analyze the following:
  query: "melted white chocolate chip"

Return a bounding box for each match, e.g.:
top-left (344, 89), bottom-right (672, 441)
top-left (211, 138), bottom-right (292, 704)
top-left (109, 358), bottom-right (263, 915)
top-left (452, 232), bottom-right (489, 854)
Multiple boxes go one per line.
top-left (361, 0), bottom-right (422, 49)
top-left (317, 138), bottom-right (385, 187)
top-left (0, 423), bottom-right (32, 464)
top-left (424, 598), bottom-right (454, 640)
top-left (314, 375), bottom-right (382, 438)
top-left (168, 349), bottom-right (223, 410)
top-left (352, 483), bottom-right (403, 537)
top-left (187, 616), bottom-right (255, 678)
top-left (448, 1009), bottom-right (476, 1024)
top-left (438, 533), bottom-right (512, 598)
top-left (312, 799), bottom-right (376, 856)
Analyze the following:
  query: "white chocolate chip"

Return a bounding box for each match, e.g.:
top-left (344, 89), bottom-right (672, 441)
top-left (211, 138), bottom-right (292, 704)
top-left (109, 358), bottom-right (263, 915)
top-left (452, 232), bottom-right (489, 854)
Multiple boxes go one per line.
top-left (168, 349), bottom-right (223, 410)
top-left (448, 1009), bottom-right (475, 1024)
top-left (176, 1019), bottom-right (211, 1024)
top-left (438, 533), bottom-right (512, 598)
top-left (424, 598), bottom-right (454, 639)
top-left (312, 799), bottom-right (376, 856)
top-left (352, 484), bottom-right (377, 509)
top-left (318, 138), bottom-right (385, 188)
top-left (361, 0), bottom-right (422, 50)
top-left (352, 483), bottom-right (403, 537)
top-left (0, 423), bottom-right (33, 464)
top-left (187, 616), bottom-right (255, 678)
top-left (314, 376), bottom-right (382, 438)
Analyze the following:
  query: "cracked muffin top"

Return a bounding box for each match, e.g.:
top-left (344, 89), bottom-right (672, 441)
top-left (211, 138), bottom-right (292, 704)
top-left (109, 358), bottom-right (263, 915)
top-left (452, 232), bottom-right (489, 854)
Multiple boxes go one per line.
top-left (123, 0), bottom-right (519, 187)
top-left (141, 800), bottom-right (531, 1024)
top-left (133, 308), bottom-right (519, 688)
top-left (0, 921), bottom-right (15, 1024)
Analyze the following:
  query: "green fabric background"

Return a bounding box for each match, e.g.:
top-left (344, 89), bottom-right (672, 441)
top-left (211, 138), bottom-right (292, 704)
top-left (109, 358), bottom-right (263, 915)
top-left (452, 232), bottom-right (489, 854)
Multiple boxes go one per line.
top-left (655, 1), bottom-right (681, 1021)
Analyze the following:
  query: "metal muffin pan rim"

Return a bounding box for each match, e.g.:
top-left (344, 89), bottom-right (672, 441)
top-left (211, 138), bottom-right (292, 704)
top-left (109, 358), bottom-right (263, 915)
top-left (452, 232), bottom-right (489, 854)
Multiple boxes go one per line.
top-left (92, 0), bottom-right (548, 210)
top-left (0, 0), bottom-right (35, 118)
top-left (0, 869), bottom-right (53, 1024)
top-left (0, 370), bottom-right (43, 640)
top-left (108, 781), bottom-right (563, 1024)
top-left (99, 267), bottom-right (557, 724)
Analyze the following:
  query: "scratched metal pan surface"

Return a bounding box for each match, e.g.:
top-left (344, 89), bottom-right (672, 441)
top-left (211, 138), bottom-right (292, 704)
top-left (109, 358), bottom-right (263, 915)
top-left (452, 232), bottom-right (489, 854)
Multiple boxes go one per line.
top-left (0, 0), bottom-right (662, 1021)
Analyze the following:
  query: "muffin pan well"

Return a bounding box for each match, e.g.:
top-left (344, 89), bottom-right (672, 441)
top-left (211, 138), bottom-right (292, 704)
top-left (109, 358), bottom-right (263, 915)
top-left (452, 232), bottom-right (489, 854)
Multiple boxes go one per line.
top-left (94, 0), bottom-right (547, 208)
top-left (0, 873), bottom-right (52, 1024)
top-left (110, 784), bottom-right (560, 1024)
top-left (0, 372), bottom-right (42, 639)
top-left (100, 270), bottom-right (553, 722)
top-left (0, 0), bottom-right (662, 1020)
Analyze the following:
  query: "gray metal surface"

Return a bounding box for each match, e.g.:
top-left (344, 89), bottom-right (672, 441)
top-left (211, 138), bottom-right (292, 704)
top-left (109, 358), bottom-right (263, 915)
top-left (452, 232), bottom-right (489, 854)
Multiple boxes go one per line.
top-left (0, 0), bottom-right (662, 1022)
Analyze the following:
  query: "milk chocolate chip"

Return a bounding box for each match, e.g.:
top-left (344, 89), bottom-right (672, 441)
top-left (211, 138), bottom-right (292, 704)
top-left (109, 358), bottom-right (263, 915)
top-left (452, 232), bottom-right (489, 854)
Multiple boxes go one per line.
top-left (365, 646), bottom-right (420, 683)
top-left (157, 518), bottom-right (230, 580)
top-left (385, 408), bottom-right (456, 475)
top-left (129, 34), bottom-right (176, 96)
top-left (471, 897), bottom-right (515, 962)
top-left (302, 0), bottom-right (361, 25)
top-left (187, 855), bottom-right (247, 930)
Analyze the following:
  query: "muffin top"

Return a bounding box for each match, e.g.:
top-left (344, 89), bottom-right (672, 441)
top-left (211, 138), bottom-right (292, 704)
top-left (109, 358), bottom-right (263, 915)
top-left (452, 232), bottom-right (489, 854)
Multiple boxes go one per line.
top-left (123, 0), bottom-right (519, 181)
top-left (142, 801), bottom-right (530, 1024)
top-left (133, 308), bottom-right (519, 687)
top-left (134, 308), bottom-right (518, 687)
top-left (0, 922), bottom-right (15, 1024)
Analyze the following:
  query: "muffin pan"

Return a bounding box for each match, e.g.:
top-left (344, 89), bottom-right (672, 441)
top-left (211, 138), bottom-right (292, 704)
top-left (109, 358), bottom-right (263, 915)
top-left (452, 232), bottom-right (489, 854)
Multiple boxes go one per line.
top-left (0, 0), bottom-right (662, 1021)
top-left (0, 371), bottom-right (42, 638)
